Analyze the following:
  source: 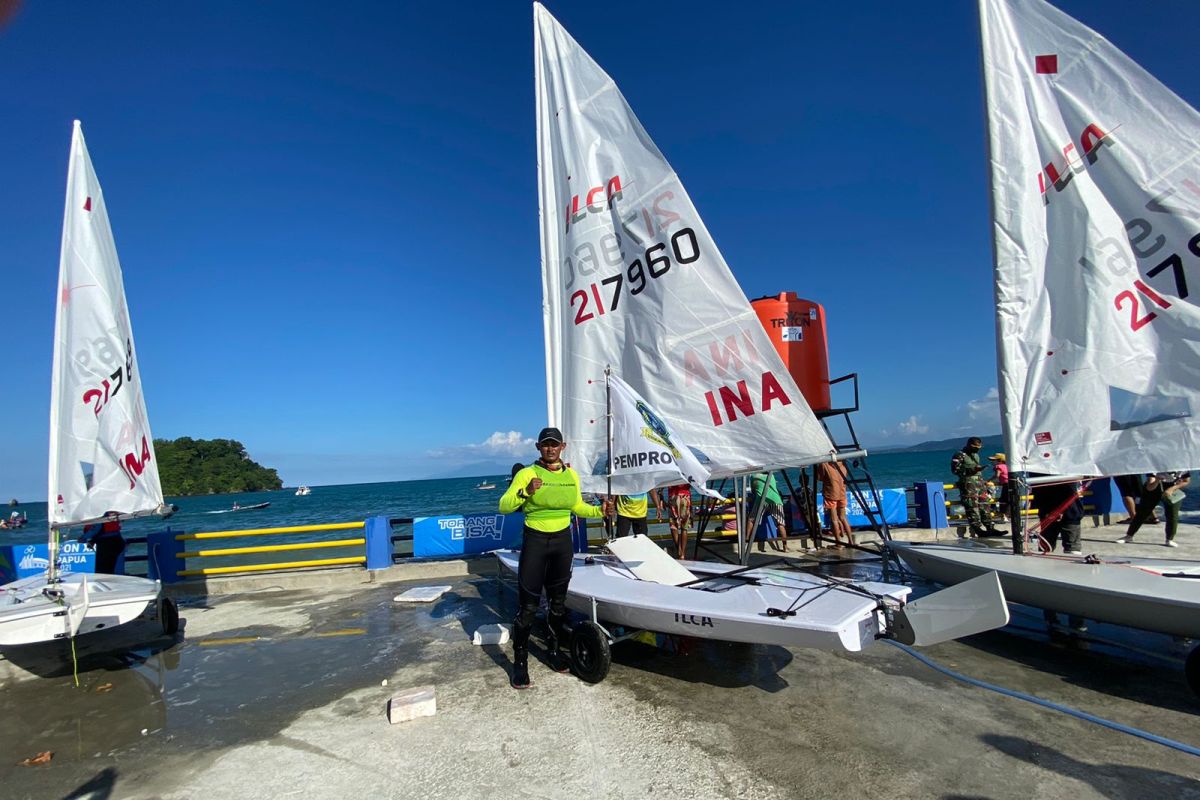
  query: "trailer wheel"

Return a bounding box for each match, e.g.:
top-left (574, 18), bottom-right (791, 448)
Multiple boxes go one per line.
top-left (570, 621), bottom-right (611, 684)
top-left (1187, 645), bottom-right (1200, 698)
top-left (159, 597), bottom-right (179, 636)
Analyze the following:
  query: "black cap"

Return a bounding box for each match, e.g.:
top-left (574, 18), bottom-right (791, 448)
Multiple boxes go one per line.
top-left (537, 427), bottom-right (564, 444)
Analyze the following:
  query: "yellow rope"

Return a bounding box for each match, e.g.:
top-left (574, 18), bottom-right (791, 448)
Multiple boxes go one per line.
top-left (71, 635), bottom-right (79, 688)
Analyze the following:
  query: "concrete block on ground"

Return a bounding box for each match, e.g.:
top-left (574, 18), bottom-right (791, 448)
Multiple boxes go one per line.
top-left (393, 585), bottom-right (452, 603)
top-left (472, 623), bottom-right (510, 646)
top-left (388, 686), bottom-right (436, 724)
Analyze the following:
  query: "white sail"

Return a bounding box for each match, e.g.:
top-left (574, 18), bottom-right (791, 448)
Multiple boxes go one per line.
top-left (534, 4), bottom-right (834, 493)
top-left (49, 121), bottom-right (164, 527)
top-left (982, 0), bottom-right (1200, 476)
top-left (608, 372), bottom-right (725, 499)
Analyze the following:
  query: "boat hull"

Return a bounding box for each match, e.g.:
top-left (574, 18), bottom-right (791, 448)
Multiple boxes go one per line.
top-left (0, 573), bottom-right (160, 646)
top-left (890, 541), bottom-right (1200, 639)
top-left (497, 551), bottom-right (909, 652)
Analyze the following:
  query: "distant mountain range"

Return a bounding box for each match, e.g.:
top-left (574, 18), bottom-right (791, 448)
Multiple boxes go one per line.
top-left (434, 460), bottom-right (523, 480)
top-left (873, 433), bottom-right (1004, 455)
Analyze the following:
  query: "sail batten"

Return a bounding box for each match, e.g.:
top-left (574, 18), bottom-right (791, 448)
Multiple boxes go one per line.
top-left (982, 0), bottom-right (1200, 476)
top-left (534, 5), bottom-right (834, 492)
top-left (49, 121), bottom-right (164, 528)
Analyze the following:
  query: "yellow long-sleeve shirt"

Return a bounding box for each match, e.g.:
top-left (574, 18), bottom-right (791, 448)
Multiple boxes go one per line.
top-left (499, 463), bottom-right (603, 532)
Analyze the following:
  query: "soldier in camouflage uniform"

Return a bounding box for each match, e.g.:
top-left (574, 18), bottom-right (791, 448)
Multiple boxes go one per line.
top-left (951, 437), bottom-right (1003, 536)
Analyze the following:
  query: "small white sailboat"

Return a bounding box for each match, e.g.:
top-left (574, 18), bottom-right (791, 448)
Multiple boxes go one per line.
top-left (504, 5), bottom-right (1011, 682)
top-left (890, 0), bottom-right (1200, 692)
top-left (295, 485), bottom-right (311, 496)
top-left (0, 122), bottom-right (176, 647)
top-left (475, 480), bottom-right (496, 490)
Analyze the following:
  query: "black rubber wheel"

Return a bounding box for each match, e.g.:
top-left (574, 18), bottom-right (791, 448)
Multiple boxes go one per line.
top-left (159, 596), bottom-right (179, 636)
top-left (569, 621), bottom-right (611, 684)
top-left (1186, 645), bottom-right (1200, 698)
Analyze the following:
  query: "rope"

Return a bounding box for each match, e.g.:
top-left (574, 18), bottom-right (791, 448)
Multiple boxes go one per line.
top-left (885, 640), bottom-right (1200, 758)
top-left (71, 635), bottom-right (79, 688)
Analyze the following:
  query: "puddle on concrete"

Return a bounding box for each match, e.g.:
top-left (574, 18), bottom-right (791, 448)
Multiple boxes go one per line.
top-left (0, 581), bottom-right (495, 779)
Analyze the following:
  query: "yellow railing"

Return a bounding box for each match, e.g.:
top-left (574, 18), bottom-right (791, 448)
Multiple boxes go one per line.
top-left (173, 521), bottom-right (368, 577)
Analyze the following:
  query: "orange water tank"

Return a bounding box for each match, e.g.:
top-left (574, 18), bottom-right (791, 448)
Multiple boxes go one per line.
top-left (750, 292), bottom-right (832, 413)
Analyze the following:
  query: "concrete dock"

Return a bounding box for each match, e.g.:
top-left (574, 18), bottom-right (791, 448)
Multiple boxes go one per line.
top-left (1, 520), bottom-right (1198, 799)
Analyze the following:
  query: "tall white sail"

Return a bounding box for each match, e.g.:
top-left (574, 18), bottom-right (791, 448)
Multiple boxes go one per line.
top-left (981, 0), bottom-right (1200, 476)
top-left (49, 121), bottom-right (164, 527)
top-left (534, 4), bottom-right (834, 493)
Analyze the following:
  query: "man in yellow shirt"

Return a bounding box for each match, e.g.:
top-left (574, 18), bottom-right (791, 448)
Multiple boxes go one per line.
top-left (610, 490), bottom-right (664, 538)
top-left (499, 427), bottom-right (613, 689)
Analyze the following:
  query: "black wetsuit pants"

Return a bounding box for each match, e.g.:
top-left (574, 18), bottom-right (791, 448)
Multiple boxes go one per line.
top-left (616, 515), bottom-right (648, 537)
top-left (513, 527), bottom-right (573, 655)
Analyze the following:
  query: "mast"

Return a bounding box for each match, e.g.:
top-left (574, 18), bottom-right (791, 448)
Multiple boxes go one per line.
top-left (976, 0), bottom-right (1025, 555)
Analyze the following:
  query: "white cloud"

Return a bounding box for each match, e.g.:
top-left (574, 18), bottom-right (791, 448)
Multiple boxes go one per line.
top-left (967, 387), bottom-right (1001, 421)
top-left (897, 415), bottom-right (929, 435)
top-left (428, 431), bottom-right (534, 458)
top-left (478, 431), bottom-right (535, 454)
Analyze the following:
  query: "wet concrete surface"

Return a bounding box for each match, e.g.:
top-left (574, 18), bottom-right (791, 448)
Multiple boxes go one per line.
top-left (0, 531), bottom-right (1198, 799)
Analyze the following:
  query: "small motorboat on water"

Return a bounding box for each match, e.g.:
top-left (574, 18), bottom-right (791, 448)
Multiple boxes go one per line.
top-left (230, 502), bottom-right (270, 512)
top-left (476, 480), bottom-right (496, 490)
top-left (295, 486), bottom-right (311, 496)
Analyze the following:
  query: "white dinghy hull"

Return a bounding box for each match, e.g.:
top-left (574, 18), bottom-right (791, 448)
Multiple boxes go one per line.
top-left (497, 549), bottom-right (910, 652)
top-left (890, 541), bottom-right (1200, 640)
top-left (0, 573), bottom-right (160, 647)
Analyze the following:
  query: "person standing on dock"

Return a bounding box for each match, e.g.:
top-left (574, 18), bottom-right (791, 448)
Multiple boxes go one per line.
top-left (748, 471), bottom-right (790, 552)
top-left (816, 460), bottom-right (851, 547)
top-left (611, 491), bottom-right (664, 539)
top-left (499, 427), bottom-right (613, 689)
top-left (1117, 471), bottom-right (1191, 547)
top-left (81, 511), bottom-right (125, 574)
top-left (951, 437), bottom-right (1003, 537)
top-left (988, 453), bottom-right (1010, 516)
top-left (665, 483), bottom-right (693, 558)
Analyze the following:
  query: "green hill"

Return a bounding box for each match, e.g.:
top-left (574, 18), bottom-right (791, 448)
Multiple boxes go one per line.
top-left (154, 437), bottom-right (283, 496)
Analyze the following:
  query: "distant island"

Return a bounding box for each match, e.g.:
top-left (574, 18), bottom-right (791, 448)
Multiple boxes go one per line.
top-left (155, 437), bottom-right (283, 496)
top-left (873, 433), bottom-right (1004, 454)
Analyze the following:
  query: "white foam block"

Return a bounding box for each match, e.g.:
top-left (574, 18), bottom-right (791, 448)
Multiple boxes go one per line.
top-left (472, 623), bottom-right (510, 646)
top-left (393, 585), bottom-right (452, 603)
top-left (388, 686), bottom-right (436, 724)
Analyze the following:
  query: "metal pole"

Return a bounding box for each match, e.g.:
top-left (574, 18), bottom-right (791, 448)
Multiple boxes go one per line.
top-left (604, 366), bottom-right (614, 543)
top-left (1010, 470), bottom-right (1026, 554)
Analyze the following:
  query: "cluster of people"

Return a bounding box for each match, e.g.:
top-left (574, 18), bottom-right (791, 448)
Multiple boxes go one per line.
top-left (601, 481), bottom-right (695, 558)
top-left (0, 510), bottom-right (27, 530)
top-left (951, 437), bottom-right (1008, 537)
top-left (949, 437), bottom-right (1190, 550)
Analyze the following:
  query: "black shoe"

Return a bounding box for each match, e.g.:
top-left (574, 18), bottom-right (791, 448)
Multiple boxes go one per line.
top-left (511, 649), bottom-right (531, 689)
top-left (983, 527), bottom-right (1008, 538)
top-left (546, 645), bottom-right (571, 674)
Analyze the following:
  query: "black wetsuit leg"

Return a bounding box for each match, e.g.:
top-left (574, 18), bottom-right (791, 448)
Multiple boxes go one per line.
top-left (514, 528), bottom-right (573, 631)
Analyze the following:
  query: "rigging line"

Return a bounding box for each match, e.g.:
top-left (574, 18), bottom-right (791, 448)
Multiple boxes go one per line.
top-left (885, 640), bottom-right (1200, 759)
top-left (71, 635), bottom-right (80, 689)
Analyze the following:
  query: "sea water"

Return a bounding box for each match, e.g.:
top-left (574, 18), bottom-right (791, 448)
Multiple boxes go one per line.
top-left (3, 448), bottom-right (1191, 550)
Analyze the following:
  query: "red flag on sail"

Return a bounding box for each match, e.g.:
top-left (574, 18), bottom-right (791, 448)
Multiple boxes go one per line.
top-left (1035, 54), bottom-right (1057, 74)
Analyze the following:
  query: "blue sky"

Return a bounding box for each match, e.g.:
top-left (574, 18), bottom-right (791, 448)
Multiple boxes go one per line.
top-left (2, 1), bottom-right (1198, 498)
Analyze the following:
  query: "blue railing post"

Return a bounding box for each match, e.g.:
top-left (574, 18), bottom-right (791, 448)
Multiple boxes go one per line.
top-left (364, 516), bottom-right (393, 570)
top-left (913, 481), bottom-right (948, 529)
top-left (146, 529), bottom-right (185, 584)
